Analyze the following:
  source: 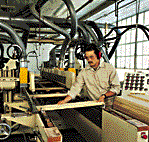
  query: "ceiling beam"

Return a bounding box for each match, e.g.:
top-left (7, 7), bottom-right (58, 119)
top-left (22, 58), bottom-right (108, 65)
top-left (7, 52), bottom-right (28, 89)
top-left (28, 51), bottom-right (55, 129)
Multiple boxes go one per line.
top-left (27, 39), bottom-right (64, 45)
top-left (78, 0), bottom-right (117, 21)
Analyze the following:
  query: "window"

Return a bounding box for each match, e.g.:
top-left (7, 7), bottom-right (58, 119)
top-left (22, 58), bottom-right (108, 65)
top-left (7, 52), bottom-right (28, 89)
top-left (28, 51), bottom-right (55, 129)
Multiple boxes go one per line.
top-left (113, 10), bottom-right (149, 70)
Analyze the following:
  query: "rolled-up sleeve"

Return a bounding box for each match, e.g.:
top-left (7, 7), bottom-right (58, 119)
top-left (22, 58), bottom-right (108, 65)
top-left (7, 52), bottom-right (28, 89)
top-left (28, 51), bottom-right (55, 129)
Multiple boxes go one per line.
top-left (68, 70), bottom-right (85, 99)
top-left (109, 67), bottom-right (120, 95)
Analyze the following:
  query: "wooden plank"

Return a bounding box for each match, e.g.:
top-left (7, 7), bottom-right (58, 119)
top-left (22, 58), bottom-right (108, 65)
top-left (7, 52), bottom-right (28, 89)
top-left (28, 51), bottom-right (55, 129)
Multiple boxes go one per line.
top-left (37, 101), bottom-right (104, 111)
top-left (1, 114), bottom-right (36, 128)
top-left (30, 93), bottom-right (68, 98)
top-left (35, 87), bottom-right (65, 91)
top-left (128, 94), bottom-right (149, 103)
top-left (36, 82), bottom-right (45, 88)
top-left (37, 81), bottom-right (53, 84)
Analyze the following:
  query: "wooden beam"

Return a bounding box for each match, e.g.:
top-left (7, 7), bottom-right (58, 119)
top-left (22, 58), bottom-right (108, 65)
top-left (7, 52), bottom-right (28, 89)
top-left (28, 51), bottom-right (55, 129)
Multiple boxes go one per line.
top-left (36, 82), bottom-right (45, 88)
top-left (35, 87), bottom-right (65, 91)
top-left (28, 39), bottom-right (64, 44)
top-left (37, 82), bottom-right (53, 84)
top-left (30, 93), bottom-right (68, 98)
top-left (37, 101), bottom-right (105, 111)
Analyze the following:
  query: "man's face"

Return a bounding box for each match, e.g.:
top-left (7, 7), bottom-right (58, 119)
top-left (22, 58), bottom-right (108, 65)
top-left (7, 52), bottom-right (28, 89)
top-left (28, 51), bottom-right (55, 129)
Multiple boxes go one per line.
top-left (85, 50), bottom-right (100, 68)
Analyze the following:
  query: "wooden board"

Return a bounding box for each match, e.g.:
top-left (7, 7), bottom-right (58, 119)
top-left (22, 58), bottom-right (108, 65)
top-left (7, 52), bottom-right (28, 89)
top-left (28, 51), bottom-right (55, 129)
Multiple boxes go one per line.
top-left (30, 93), bottom-right (68, 98)
top-left (35, 87), bottom-right (65, 91)
top-left (37, 101), bottom-right (104, 111)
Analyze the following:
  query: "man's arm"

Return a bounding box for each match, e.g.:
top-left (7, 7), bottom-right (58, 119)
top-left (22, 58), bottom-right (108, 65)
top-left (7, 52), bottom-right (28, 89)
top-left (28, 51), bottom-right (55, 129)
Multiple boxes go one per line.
top-left (57, 69), bottom-right (85, 105)
top-left (97, 66), bottom-right (120, 103)
top-left (57, 95), bottom-right (72, 104)
top-left (97, 91), bottom-right (115, 102)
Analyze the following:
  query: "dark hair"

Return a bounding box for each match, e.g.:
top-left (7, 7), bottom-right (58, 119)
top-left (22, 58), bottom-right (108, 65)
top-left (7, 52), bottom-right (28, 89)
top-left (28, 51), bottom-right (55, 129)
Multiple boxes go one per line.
top-left (85, 43), bottom-right (100, 59)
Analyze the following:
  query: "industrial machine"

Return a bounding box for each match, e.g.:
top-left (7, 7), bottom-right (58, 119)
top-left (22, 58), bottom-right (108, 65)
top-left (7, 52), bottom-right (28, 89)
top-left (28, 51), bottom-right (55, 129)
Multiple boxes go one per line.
top-left (0, 0), bottom-right (149, 142)
top-left (103, 71), bottom-right (149, 142)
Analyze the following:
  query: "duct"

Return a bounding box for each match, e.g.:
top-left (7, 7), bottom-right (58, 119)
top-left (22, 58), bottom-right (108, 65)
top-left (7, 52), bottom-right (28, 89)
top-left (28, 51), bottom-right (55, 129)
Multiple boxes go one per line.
top-left (30, 0), bottom-right (77, 38)
top-left (68, 47), bottom-right (75, 68)
top-left (21, 30), bottom-right (30, 48)
top-left (30, 0), bottom-right (77, 68)
top-left (5, 20), bottom-right (30, 48)
top-left (0, 21), bottom-right (26, 58)
top-left (35, 0), bottom-right (48, 13)
top-left (58, 37), bottom-right (70, 68)
top-left (103, 24), bottom-right (121, 60)
top-left (104, 24), bottom-right (149, 59)
top-left (82, 23), bottom-right (98, 43)
top-left (49, 45), bottom-right (60, 68)
top-left (84, 21), bottom-right (109, 63)
top-left (0, 34), bottom-right (16, 44)
top-left (67, 0), bottom-right (94, 19)
top-left (30, 3), bottom-right (70, 38)
top-left (85, 21), bottom-right (104, 45)
top-left (78, 22), bottom-right (90, 42)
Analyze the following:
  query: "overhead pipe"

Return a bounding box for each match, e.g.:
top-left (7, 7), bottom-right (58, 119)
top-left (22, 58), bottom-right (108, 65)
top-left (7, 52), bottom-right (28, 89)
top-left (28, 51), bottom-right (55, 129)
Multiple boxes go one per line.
top-left (0, 34), bottom-right (16, 44)
top-left (82, 23), bottom-right (98, 43)
top-left (67, 0), bottom-right (94, 19)
top-left (5, 20), bottom-right (30, 48)
top-left (84, 21), bottom-right (109, 63)
top-left (104, 24), bottom-right (149, 59)
top-left (49, 45), bottom-right (61, 68)
top-left (0, 21), bottom-right (26, 58)
top-left (29, 0), bottom-right (77, 68)
top-left (85, 21), bottom-right (104, 45)
top-left (84, 22), bottom-right (121, 60)
top-left (78, 22), bottom-right (90, 42)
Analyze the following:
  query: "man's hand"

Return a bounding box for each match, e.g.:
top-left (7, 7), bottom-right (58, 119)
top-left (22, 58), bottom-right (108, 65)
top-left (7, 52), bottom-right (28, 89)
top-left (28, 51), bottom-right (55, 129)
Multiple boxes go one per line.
top-left (57, 95), bottom-right (72, 105)
top-left (57, 100), bottom-right (66, 105)
top-left (96, 95), bottom-right (105, 102)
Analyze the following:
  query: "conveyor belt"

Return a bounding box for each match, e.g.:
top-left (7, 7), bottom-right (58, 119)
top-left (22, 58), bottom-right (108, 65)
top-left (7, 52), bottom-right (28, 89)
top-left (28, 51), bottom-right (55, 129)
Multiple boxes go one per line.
top-left (33, 75), bottom-right (103, 142)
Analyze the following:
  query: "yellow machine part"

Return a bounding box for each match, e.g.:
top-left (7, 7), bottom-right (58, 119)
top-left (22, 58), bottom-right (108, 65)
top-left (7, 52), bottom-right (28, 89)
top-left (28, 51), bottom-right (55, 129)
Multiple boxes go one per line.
top-left (68, 68), bottom-right (76, 74)
top-left (59, 68), bottom-right (64, 71)
top-left (20, 67), bottom-right (28, 84)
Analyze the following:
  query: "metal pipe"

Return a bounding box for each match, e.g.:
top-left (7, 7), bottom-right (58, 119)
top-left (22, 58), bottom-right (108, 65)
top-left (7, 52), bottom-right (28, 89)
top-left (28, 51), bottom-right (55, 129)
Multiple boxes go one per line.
top-left (0, 21), bottom-right (26, 58)
top-left (78, 22), bottom-right (90, 42)
top-left (30, 3), bottom-right (70, 39)
top-left (85, 21), bottom-right (104, 46)
top-left (0, 34), bottom-right (16, 44)
top-left (30, 0), bottom-right (77, 68)
top-left (49, 45), bottom-right (60, 68)
top-left (5, 21), bottom-right (30, 48)
top-left (104, 24), bottom-right (149, 59)
top-left (69, 47), bottom-right (75, 68)
top-left (67, 0), bottom-right (93, 19)
top-left (82, 23), bottom-right (98, 43)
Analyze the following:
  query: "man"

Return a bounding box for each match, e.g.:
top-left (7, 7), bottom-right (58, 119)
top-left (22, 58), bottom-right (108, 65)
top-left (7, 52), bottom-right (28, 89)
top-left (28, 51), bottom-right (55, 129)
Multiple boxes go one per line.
top-left (57, 43), bottom-right (120, 108)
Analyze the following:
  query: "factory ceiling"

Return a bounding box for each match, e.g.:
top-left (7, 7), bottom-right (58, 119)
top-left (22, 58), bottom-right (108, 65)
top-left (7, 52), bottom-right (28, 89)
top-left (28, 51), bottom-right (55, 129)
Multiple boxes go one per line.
top-left (0, 0), bottom-right (148, 44)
